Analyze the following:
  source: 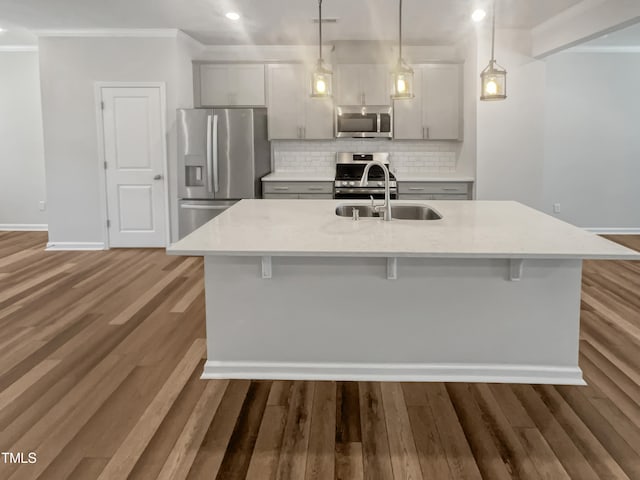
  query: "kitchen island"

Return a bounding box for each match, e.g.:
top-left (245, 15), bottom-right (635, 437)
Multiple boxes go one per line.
top-left (168, 200), bottom-right (640, 385)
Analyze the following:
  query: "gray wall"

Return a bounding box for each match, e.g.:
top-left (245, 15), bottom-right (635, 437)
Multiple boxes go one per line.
top-left (0, 51), bottom-right (47, 228)
top-left (543, 52), bottom-right (640, 229)
top-left (38, 36), bottom-right (193, 245)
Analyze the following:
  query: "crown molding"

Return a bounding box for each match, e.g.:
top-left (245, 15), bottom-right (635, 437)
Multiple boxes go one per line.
top-left (566, 45), bottom-right (640, 53)
top-left (176, 30), bottom-right (205, 52)
top-left (0, 45), bottom-right (38, 52)
top-left (34, 28), bottom-right (179, 38)
top-left (195, 44), bottom-right (322, 62)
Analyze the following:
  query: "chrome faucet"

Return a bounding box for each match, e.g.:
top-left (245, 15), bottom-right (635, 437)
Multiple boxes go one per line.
top-left (360, 160), bottom-right (392, 221)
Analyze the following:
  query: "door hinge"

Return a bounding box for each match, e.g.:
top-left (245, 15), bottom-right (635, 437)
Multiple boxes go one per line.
top-left (103, 161), bottom-right (107, 170)
top-left (106, 219), bottom-right (111, 228)
top-left (101, 101), bottom-right (105, 110)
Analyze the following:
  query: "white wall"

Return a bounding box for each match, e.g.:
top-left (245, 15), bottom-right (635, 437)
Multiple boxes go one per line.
top-left (475, 29), bottom-right (546, 210)
top-left (0, 51), bottom-right (47, 229)
top-left (543, 52), bottom-right (640, 230)
top-left (457, 33), bottom-right (478, 181)
top-left (38, 36), bottom-right (192, 246)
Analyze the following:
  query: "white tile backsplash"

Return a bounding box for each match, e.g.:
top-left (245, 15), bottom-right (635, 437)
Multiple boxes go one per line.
top-left (272, 140), bottom-right (458, 174)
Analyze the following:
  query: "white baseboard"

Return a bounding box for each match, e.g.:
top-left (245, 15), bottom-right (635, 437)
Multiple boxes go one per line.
top-left (586, 228), bottom-right (640, 235)
top-left (202, 361), bottom-right (586, 386)
top-left (0, 224), bottom-right (48, 231)
top-left (46, 242), bottom-right (106, 251)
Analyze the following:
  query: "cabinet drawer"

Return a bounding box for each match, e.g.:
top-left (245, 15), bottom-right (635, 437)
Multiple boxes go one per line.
top-left (431, 193), bottom-right (469, 200)
top-left (262, 193), bottom-right (299, 199)
top-left (298, 193), bottom-right (334, 199)
top-left (398, 182), bottom-right (469, 195)
top-left (263, 181), bottom-right (333, 195)
top-left (398, 193), bottom-right (433, 200)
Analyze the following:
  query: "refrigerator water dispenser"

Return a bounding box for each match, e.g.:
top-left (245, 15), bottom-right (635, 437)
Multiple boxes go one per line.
top-left (185, 166), bottom-right (204, 187)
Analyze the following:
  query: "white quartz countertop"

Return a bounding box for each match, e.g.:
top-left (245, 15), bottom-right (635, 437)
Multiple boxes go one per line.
top-left (261, 172), bottom-right (335, 182)
top-left (393, 174), bottom-right (475, 182)
top-left (167, 200), bottom-right (640, 259)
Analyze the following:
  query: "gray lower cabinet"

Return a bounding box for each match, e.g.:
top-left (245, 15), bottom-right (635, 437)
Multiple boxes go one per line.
top-left (398, 181), bottom-right (473, 200)
top-left (262, 181), bottom-right (334, 199)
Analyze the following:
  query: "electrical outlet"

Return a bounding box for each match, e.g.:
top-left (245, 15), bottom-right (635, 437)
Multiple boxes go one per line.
top-left (553, 203), bottom-right (561, 214)
top-left (39, 201), bottom-right (46, 211)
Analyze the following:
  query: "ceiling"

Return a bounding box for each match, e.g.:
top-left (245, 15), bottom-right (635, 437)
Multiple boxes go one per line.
top-left (0, 0), bottom-right (583, 46)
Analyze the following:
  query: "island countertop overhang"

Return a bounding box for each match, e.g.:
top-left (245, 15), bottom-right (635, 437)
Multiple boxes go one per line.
top-left (167, 200), bottom-right (640, 260)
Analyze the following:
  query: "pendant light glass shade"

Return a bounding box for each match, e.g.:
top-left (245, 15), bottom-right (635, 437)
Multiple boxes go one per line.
top-left (392, 59), bottom-right (414, 99)
top-left (480, 60), bottom-right (506, 100)
top-left (311, 59), bottom-right (333, 97)
top-left (311, 0), bottom-right (332, 97)
top-left (391, 0), bottom-right (413, 100)
top-left (480, 0), bottom-right (507, 101)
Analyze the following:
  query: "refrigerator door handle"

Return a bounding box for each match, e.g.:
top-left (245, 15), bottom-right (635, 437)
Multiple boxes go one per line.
top-left (206, 115), bottom-right (214, 193)
top-left (212, 115), bottom-right (219, 193)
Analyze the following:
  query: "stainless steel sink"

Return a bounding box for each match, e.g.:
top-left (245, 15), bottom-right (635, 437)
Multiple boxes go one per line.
top-left (391, 204), bottom-right (442, 220)
top-left (335, 203), bottom-right (442, 220)
top-left (335, 205), bottom-right (378, 218)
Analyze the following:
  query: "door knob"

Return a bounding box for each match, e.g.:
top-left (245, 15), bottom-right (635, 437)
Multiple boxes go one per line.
top-left (153, 174), bottom-right (162, 180)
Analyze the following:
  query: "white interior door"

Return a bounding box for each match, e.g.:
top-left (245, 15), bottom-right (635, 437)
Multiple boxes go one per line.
top-left (101, 86), bottom-right (167, 247)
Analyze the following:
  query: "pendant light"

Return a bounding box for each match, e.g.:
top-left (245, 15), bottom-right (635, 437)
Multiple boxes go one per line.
top-left (311, 0), bottom-right (332, 97)
top-left (480, 0), bottom-right (507, 101)
top-left (391, 0), bottom-right (414, 99)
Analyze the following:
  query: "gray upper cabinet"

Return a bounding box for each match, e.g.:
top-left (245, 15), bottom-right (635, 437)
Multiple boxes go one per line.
top-left (267, 64), bottom-right (333, 140)
top-left (394, 63), bottom-right (462, 140)
top-left (196, 63), bottom-right (266, 107)
top-left (335, 64), bottom-right (390, 106)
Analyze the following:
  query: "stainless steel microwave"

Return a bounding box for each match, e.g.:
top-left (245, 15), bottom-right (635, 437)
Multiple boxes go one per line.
top-left (335, 106), bottom-right (393, 138)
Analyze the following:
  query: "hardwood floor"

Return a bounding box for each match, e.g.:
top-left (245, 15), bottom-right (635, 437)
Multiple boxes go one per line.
top-left (0, 231), bottom-right (639, 480)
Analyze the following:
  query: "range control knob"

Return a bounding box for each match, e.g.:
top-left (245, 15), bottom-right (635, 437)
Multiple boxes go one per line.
top-left (377, 182), bottom-right (383, 187)
top-left (349, 181), bottom-right (355, 186)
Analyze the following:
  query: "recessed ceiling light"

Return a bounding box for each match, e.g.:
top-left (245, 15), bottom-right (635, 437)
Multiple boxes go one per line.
top-left (471, 9), bottom-right (487, 22)
top-left (225, 12), bottom-right (240, 21)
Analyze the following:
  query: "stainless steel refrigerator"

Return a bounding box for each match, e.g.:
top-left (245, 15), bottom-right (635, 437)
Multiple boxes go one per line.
top-left (177, 108), bottom-right (270, 239)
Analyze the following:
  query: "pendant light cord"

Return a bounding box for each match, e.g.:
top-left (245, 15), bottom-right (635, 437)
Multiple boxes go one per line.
top-left (318, 0), bottom-right (323, 61)
top-left (490, 0), bottom-right (496, 62)
top-left (398, 0), bottom-right (403, 60)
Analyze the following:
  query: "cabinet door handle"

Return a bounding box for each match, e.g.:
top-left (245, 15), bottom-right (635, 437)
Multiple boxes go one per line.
top-left (422, 127), bottom-right (426, 139)
top-left (443, 188), bottom-right (460, 191)
top-left (409, 187), bottom-right (425, 191)
top-left (426, 127), bottom-right (430, 139)
top-left (308, 187), bottom-right (324, 191)
top-left (301, 126), bottom-right (306, 139)
top-left (274, 186), bottom-right (290, 191)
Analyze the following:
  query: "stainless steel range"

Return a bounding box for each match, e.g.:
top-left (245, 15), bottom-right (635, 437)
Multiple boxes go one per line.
top-left (334, 153), bottom-right (397, 200)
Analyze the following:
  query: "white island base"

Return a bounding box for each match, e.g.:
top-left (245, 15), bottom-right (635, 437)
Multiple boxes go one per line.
top-left (202, 255), bottom-right (584, 385)
top-left (168, 200), bottom-right (640, 385)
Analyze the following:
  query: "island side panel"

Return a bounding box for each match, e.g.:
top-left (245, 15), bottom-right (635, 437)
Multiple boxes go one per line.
top-left (203, 256), bottom-right (584, 384)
